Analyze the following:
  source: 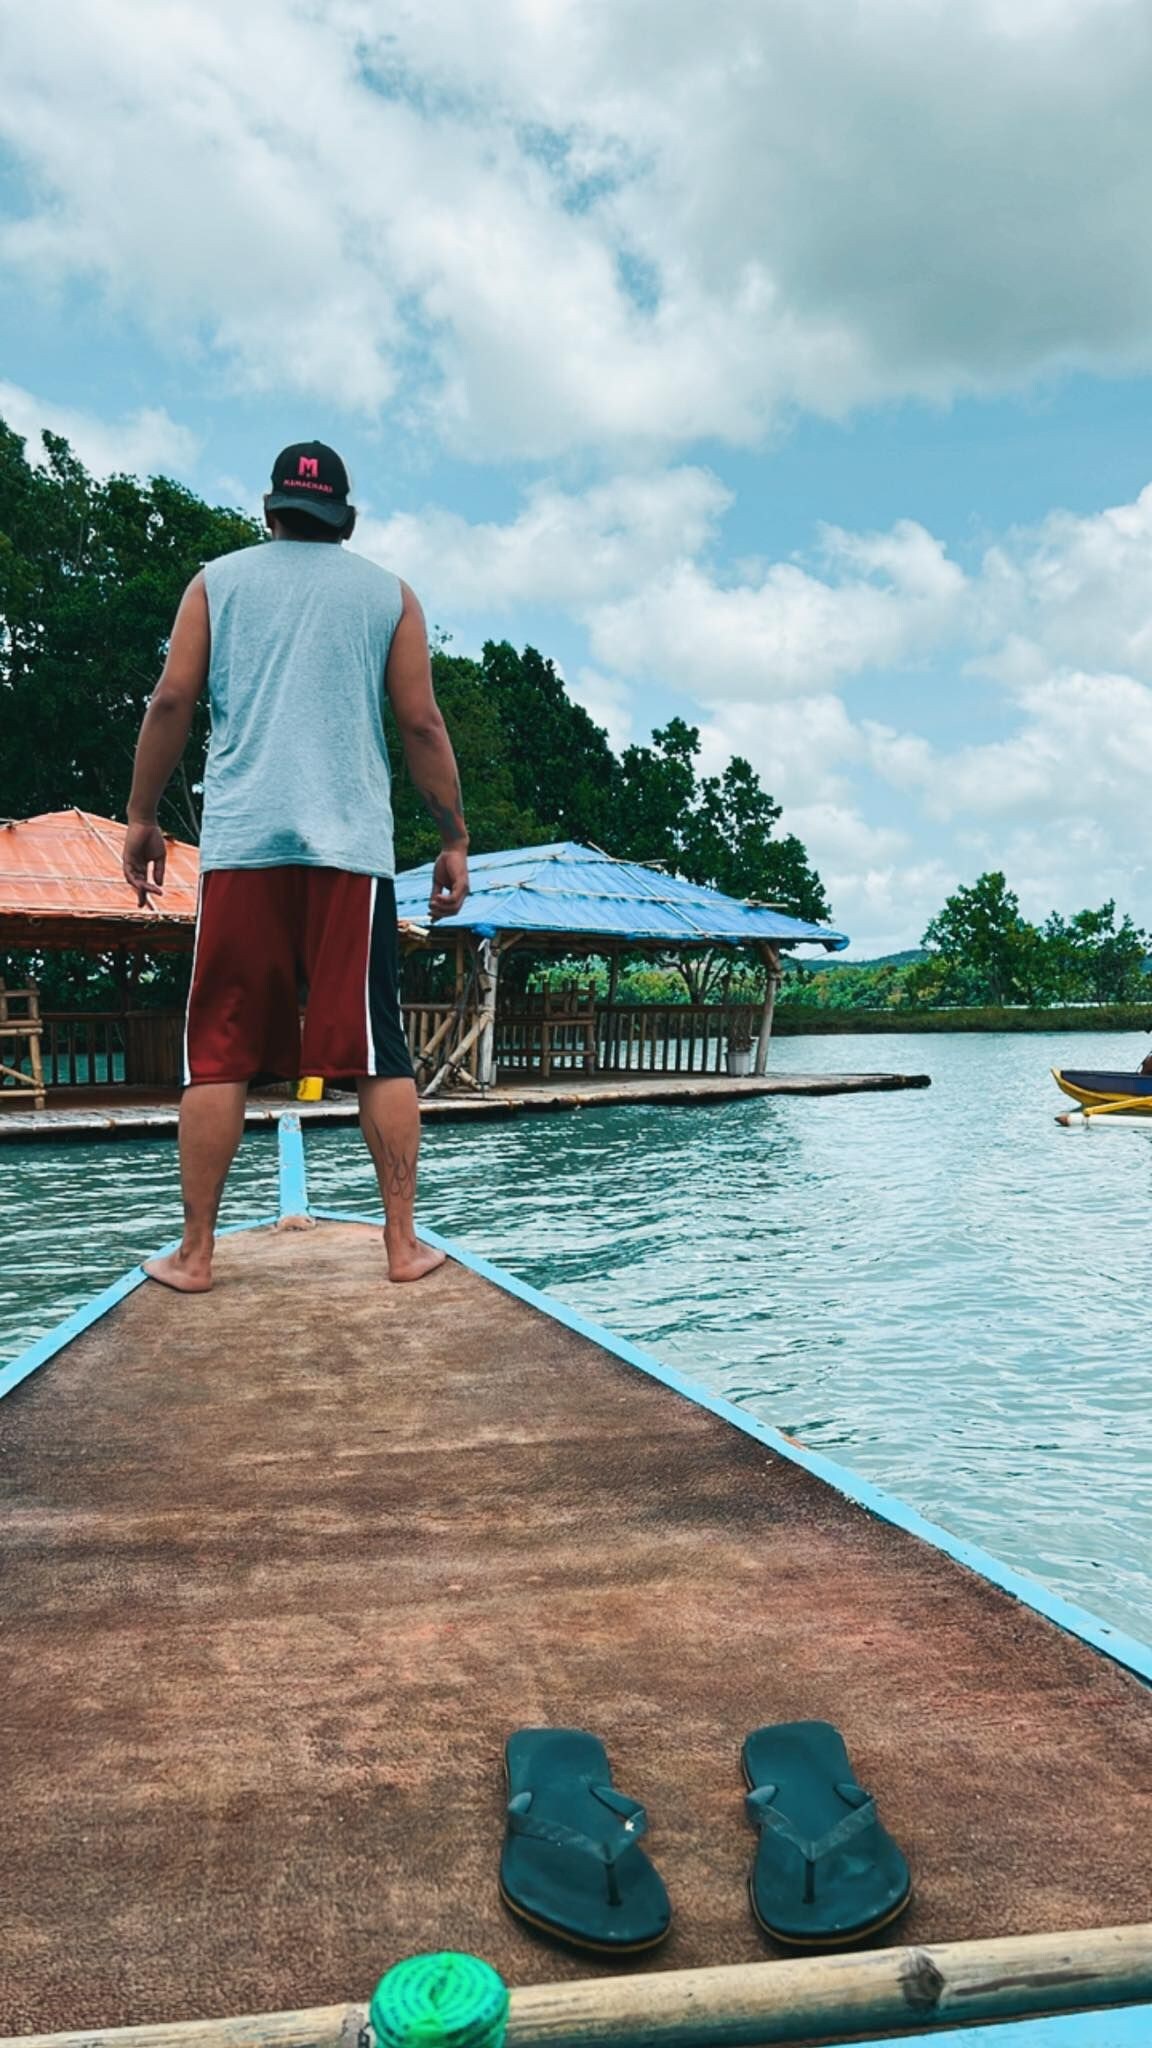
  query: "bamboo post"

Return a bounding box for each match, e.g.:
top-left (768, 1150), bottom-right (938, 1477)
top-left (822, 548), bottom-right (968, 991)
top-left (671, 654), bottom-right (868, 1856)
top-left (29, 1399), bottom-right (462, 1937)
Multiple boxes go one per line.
top-left (0, 978), bottom-right (46, 1108)
top-left (6, 1923), bottom-right (1152, 2048)
top-left (755, 943), bottom-right (782, 1076)
top-left (476, 935), bottom-right (500, 1089)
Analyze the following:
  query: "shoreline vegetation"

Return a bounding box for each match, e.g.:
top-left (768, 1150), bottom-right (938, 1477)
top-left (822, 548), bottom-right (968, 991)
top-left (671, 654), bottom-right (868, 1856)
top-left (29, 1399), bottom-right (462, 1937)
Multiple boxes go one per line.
top-left (773, 1003), bottom-right (1152, 1036)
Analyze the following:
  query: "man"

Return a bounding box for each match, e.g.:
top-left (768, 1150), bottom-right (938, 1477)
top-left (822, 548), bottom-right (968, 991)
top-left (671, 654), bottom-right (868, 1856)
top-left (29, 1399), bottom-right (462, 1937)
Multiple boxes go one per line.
top-left (123, 440), bottom-right (469, 1291)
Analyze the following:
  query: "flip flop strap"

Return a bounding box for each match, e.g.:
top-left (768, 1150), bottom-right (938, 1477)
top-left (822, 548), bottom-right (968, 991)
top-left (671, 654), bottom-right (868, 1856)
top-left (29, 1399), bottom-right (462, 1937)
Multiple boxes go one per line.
top-left (506, 1783), bottom-right (648, 1868)
top-left (745, 1782), bottom-right (877, 1865)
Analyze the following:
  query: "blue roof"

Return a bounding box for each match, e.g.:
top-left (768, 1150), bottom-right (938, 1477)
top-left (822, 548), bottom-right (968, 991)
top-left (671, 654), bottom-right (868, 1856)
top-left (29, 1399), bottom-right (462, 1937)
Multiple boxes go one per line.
top-left (394, 841), bottom-right (848, 950)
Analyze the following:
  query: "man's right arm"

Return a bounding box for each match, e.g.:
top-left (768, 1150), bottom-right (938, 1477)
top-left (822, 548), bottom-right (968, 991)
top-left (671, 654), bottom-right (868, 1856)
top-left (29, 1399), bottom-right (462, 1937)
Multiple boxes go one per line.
top-left (386, 581), bottom-right (470, 919)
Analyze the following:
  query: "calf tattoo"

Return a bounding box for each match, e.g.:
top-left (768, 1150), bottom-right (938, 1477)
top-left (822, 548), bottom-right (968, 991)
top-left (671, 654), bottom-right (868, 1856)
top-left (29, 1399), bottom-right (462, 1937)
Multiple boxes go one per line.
top-left (364, 1105), bottom-right (417, 1207)
top-left (380, 1140), bottom-right (417, 1204)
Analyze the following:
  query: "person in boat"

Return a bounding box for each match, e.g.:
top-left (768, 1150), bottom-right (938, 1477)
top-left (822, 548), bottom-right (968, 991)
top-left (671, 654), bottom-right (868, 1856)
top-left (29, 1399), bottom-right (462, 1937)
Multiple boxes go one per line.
top-left (1141, 1051), bottom-right (1152, 1075)
top-left (122, 440), bottom-right (469, 1293)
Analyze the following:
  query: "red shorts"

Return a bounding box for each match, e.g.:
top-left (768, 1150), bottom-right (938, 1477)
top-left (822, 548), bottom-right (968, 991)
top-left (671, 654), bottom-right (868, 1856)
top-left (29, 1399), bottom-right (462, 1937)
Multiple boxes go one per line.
top-left (184, 868), bottom-right (414, 1086)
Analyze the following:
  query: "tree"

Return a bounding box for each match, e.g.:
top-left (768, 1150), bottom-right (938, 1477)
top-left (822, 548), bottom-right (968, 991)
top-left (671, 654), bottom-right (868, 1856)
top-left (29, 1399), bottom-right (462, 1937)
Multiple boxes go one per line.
top-left (481, 639), bottom-right (623, 847)
top-left (1041, 902), bottom-right (1148, 1004)
top-left (0, 420), bottom-right (260, 838)
top-left (617, 721), bottom-right (830, 919)
top-left (921, 872), bottom-right (1039, 1006)
top-left (387, 648), bottom-right (544, 868)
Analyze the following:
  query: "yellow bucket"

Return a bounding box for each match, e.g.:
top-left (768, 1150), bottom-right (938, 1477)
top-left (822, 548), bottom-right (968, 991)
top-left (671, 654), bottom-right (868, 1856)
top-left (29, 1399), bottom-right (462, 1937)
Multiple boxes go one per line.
top-left (296, 1076), bottom-right (324, 1102)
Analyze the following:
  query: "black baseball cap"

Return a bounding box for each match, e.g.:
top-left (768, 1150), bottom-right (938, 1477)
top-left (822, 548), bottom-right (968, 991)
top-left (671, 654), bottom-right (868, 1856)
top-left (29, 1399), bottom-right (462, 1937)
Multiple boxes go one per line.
top-left (266, 440), bottom-right (353, 527)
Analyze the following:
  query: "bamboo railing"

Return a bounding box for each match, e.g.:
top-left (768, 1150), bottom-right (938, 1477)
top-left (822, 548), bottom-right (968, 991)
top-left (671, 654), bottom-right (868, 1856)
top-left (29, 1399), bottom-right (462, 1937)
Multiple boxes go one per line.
top-left (14, 999), bottom-right (762, 1094)
top-left (4, 1922), bottom-right (1151, 2048)
top-left (596, 1004), bottom-right (756, 1077)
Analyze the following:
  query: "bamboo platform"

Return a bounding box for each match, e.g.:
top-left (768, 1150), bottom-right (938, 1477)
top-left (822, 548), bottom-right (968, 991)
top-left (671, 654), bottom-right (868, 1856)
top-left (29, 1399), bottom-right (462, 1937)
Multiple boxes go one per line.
top-left (0, 1070), bottom-right (930, 1144)
top-left (4, 1166), bottom-right (1152, 2044)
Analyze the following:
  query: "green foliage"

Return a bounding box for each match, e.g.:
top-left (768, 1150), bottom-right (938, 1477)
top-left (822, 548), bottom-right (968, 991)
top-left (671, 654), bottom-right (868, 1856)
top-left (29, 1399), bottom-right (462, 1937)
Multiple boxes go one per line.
top-left (921, 871), bottom-right (1039, 1006)
top-left (774, 1002), bottom-right (1152, 1036)
top-left (780, 960), bottom-right (912, 1011)
top-left (481, 640), bottom-right (623, 847)
top-left (527, 954), bottom-right (769, 1004)
top-left (0, 419), bottom-right (260, 838)
top-left (921, 874), bottom-right (1149, 1008)
top-left (615, 720), bottom-right (829, 921)
top-left (1038, 902), bottom-right (1148, 1004)
top-left (0, 945), bottom-right (192, 1011)
top-left (388, 648), bottom-right (542, 867)
top-left (782, 875), bottom-right (1151, 1015)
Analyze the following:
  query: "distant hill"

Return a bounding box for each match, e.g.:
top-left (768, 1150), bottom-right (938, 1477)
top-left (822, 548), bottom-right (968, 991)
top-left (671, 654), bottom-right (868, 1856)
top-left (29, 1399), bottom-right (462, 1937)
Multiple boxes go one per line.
top-left (790, 948), bottom-right (927, 974)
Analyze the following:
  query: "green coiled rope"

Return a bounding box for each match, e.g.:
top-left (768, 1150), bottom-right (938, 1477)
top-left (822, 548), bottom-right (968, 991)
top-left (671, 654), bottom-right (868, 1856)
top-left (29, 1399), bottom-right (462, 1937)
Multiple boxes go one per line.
top-left (369, 1953), bottom-right (510, 2048)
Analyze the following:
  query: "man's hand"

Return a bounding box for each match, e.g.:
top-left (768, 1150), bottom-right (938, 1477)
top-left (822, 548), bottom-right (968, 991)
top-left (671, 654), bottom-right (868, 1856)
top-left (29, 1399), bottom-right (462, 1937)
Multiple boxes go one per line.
top-left (123, 821), bottom-right (168, 907)
top-left (429, 846), bottom-right (469, 920)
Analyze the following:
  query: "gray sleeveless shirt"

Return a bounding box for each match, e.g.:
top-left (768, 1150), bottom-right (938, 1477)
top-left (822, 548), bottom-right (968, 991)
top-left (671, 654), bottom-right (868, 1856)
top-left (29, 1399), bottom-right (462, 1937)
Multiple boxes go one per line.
top-left (199, 541), bottom-right (402, 877)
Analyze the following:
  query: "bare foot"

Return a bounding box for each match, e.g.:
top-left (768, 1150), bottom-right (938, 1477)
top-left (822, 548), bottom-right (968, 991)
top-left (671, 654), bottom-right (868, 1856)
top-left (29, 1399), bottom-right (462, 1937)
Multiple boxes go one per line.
top-left (383, 1230), bottom-right (446, 1283)
top-left (142, 1249), bottom-right (214, 1294)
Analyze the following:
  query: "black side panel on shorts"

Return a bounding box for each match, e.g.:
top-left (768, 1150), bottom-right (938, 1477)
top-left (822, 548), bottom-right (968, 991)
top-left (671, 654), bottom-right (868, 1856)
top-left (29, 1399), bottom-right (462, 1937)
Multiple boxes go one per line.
top-left (368, 879), bottom-right (416, 1080)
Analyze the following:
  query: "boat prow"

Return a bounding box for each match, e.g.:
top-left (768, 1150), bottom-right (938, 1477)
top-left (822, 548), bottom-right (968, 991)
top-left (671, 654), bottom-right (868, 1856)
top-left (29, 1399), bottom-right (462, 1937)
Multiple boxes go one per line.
top-left (1052, 1066), bottom-right (1152, 1111)
top-left (5, 1120), bottom-right (1152, 2040)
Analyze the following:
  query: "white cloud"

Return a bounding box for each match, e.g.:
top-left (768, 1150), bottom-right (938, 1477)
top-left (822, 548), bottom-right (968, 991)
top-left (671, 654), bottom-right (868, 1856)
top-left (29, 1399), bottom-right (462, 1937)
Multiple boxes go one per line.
top-left (0, 381), bottom-right (198, 478)
top-left (871, 670), bottom-right (1152, 825)
top-left (822, 858), bottom-right (958, 961)
top-left (354, 468), bottom-right (728, 609)
top-left (975, 485), bottom-right (1152, 682)
top-left (4, 1), bottom-right (1152, 455)
top-left (587, 522), bottom-right (965, 697)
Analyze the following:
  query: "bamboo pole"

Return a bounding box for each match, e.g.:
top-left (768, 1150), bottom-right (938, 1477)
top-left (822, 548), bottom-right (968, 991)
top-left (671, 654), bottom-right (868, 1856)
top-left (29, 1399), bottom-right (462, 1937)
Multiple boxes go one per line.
top-left (755, 943), bottom-right (781, 1076)
top-left (1081, 1094), bottom-right (1152, 1118)
top-left (421, 1010), bottom-right (487, 1098)
top-left (6, 1923), bottom-right (1152, 2048)
top-left (477, 936), bottom-right (500, 1090)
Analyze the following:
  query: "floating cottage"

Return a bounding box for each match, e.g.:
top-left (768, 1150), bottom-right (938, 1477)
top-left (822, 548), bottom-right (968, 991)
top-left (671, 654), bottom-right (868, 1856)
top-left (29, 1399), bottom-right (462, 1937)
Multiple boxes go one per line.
top-left (392, 840), bottom-right (848, 1092)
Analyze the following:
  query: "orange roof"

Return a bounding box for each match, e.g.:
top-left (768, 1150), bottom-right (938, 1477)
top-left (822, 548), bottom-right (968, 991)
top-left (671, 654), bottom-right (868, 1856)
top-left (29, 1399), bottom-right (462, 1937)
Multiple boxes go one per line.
top-left (0, 809), bottom-right (198, 950)
top-left (0, 810), bottom-right (426, 953)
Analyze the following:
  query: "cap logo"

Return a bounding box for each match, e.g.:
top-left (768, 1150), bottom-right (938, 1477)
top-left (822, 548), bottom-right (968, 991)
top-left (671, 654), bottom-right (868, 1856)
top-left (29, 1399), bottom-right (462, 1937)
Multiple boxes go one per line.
top-left (298, 456), bottom-right (319, 479)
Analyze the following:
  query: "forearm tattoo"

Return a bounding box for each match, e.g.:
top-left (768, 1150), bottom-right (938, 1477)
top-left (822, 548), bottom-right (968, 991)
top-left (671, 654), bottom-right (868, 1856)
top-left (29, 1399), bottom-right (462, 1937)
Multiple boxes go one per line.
top-left (417, 777), bottom-right (466, 842)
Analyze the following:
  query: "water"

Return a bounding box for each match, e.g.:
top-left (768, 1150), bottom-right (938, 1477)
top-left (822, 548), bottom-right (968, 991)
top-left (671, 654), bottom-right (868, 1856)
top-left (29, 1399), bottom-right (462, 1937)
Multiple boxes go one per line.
top-left (3, 1031), bottom-right (1151, 1643)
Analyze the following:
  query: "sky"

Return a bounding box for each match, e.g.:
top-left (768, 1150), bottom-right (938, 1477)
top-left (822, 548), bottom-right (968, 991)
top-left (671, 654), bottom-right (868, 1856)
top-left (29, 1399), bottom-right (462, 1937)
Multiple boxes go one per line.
top-left (4, 0), bottom-right (1152, 955)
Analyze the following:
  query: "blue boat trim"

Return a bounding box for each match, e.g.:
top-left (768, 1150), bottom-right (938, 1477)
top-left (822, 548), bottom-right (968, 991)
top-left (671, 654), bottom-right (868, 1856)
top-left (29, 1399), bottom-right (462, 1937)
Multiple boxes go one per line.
top-left (826, 2008), bottom-right (1152, 2047)
top-left (278, 1112), bottom-right (310, 1219)
top-left (0, 1216), bottom-right (279, 1404)
top-left (311, 1205), bottom-right (1152, 1689)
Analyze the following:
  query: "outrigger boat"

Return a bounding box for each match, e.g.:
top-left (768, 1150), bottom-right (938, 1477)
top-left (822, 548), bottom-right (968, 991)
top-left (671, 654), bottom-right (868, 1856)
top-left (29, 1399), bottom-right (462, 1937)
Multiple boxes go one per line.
top-left (4, 1116), bottom-right (1152, 2048)
top-left (1053, 1068), bottom-right (1152, 1128)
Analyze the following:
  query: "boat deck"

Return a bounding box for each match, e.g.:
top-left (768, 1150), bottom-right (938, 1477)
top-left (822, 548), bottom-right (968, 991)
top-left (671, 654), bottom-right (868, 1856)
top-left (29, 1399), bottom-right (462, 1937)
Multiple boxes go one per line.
top-left (2, 1220), bottom-right (1151, 2036)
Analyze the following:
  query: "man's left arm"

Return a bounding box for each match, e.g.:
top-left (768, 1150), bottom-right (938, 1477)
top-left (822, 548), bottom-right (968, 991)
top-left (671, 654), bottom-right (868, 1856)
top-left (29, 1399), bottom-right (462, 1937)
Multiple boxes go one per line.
top-left (123, 574), bottom-right (210, 906)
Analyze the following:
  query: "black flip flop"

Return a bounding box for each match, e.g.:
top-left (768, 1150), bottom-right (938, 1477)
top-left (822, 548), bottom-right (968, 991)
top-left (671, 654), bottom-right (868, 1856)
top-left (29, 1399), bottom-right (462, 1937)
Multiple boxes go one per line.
top-left (742, 1721), bottom-right (911, 1948)
top-left (500, 1728), bottom-right (671, 1954)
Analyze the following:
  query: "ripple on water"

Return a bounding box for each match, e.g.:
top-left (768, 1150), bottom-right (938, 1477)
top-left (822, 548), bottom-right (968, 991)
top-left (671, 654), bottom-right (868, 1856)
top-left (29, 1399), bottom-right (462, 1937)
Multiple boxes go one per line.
top-left (2, 1029), bottom-right (1151, 1644)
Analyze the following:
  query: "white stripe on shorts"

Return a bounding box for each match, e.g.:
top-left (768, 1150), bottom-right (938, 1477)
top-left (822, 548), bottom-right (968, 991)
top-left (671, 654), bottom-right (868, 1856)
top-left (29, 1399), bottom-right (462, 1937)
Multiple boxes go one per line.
top-left (363, 876), bottom-right (379, 1076)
